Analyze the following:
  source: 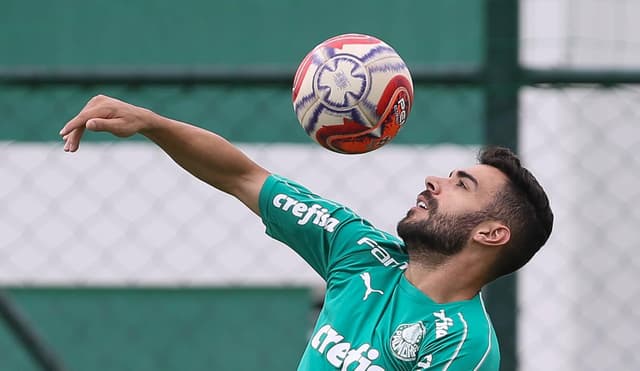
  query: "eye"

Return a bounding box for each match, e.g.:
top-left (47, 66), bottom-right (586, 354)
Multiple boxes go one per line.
top-left (457, 180), bottom-right (467, 189)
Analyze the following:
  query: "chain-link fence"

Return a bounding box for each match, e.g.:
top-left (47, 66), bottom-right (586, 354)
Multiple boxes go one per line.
top-left (519, 85), bottom-right (640, 371)
top-left (519, 0), bottom-right (640, 366)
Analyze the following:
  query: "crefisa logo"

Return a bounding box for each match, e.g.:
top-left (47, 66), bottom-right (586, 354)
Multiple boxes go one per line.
top-left (390, 322), bottom-right (425, 361)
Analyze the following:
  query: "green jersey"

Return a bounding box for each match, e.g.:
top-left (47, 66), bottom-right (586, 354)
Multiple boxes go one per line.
top-left (259, 174), bottom-right (500, 371)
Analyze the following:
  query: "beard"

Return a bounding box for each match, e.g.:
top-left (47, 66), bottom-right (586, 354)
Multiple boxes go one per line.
top-left (397, 197), bottom-right (489, 258)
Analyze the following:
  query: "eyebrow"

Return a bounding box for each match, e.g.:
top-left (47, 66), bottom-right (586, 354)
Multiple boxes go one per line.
top-left (449, 170), bottom-right (479, 189)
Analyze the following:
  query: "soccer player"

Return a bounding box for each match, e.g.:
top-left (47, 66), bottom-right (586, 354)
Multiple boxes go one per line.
top-left (60, 95), bottom-right (553, 370)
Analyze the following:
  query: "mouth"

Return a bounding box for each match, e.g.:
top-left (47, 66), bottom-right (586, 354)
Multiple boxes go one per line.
top-left (413, 193), bottom-right (430, 212)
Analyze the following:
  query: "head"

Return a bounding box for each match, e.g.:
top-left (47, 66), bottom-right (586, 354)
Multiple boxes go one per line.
top-left (397, 146), bottom-right (553, 279)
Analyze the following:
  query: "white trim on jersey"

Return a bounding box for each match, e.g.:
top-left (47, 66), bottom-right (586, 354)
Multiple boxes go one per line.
top-left (442, 313), bottom-right (469, 371)
top-left (473, 294), bottom-right (494, 370)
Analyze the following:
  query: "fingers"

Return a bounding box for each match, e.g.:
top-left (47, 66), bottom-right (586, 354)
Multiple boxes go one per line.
top-left (60, 95), bottom-right (142, 151)
top-left (60, 95), bottom-right (116, 152)
top-left (59, 95), bottom-right (116, 136)
top-left (60, 107), bottom-right (107, 137)
top-left (63, 126), bottom-right (86, 152)
top-left (60, 108), bottom-right (95, 152)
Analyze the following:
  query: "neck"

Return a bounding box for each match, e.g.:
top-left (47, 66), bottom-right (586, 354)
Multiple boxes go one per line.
top-left (404, 253), bottom-right (487, 303)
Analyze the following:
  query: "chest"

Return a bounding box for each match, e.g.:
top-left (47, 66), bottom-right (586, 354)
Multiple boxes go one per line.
top-left (309, 271), bottom-right (441, 370)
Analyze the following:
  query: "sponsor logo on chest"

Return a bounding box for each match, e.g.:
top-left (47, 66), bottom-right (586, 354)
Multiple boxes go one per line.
top-left (311, 324), bottom-right (385, 370)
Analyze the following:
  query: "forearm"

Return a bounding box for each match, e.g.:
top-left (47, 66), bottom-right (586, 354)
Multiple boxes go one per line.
top-left (140, 111), bottom-right (269, 213)
top-left (60, 95), bottom-right (269, 214)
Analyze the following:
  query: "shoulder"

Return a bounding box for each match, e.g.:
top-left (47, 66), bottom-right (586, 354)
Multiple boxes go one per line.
top-left (259, 174), bottom-right (359, 226)
top-left (257, 174), bottom-right (407, 280)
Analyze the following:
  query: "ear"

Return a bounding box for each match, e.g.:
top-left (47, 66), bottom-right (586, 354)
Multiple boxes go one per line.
top-left (472, 221), bottom-right (511, 246)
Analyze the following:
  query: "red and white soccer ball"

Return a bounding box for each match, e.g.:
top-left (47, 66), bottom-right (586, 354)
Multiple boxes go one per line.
top-left (292, 33), bottom-right (414, 154)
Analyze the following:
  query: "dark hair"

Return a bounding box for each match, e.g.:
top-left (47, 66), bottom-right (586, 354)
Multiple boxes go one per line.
top-left (479, 146), bottom-right (554, 278)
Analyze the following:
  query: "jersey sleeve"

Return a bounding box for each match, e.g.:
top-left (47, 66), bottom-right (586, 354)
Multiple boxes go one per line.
top-left (258, 174), bottom-right (405, 281)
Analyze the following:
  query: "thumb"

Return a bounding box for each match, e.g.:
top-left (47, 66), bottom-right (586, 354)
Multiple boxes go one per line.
top-left (86, 118), bottom-right (113, 131)
top-left (86, 118), bottom-right (132, 137)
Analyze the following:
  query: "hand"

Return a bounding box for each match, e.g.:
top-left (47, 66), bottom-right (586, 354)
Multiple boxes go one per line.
top-left (59, 95), bottom-right (153, 152)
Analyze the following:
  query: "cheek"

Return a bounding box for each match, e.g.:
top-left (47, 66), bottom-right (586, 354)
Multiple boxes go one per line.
top-left (439, 195), bottom-right (479, 215)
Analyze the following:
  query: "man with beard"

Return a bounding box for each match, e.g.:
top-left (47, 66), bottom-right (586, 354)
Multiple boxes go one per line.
top-left (60, 95), bottom-right (553, 371)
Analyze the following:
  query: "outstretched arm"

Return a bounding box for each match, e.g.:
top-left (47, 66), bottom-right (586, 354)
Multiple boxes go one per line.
top-left (60, 95), bottom-right (270, 215)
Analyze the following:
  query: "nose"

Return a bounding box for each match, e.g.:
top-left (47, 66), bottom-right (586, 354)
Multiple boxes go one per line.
top-left (425, 176), bottom-right (441, 194)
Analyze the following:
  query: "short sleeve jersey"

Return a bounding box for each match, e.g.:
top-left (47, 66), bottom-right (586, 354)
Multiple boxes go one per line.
top-left (259, 174), bottom-right (500, 371)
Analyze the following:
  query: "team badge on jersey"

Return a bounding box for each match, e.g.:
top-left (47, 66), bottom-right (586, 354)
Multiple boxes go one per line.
top-left (390, 322), bottom-right (425, 361)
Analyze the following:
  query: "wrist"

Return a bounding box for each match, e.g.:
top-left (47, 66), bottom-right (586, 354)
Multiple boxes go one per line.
top-left (138, 108), bottom-right (164, 134)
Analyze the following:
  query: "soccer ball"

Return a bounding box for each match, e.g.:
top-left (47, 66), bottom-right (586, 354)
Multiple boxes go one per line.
top-left (292, 33), bottom-right (414, 154)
